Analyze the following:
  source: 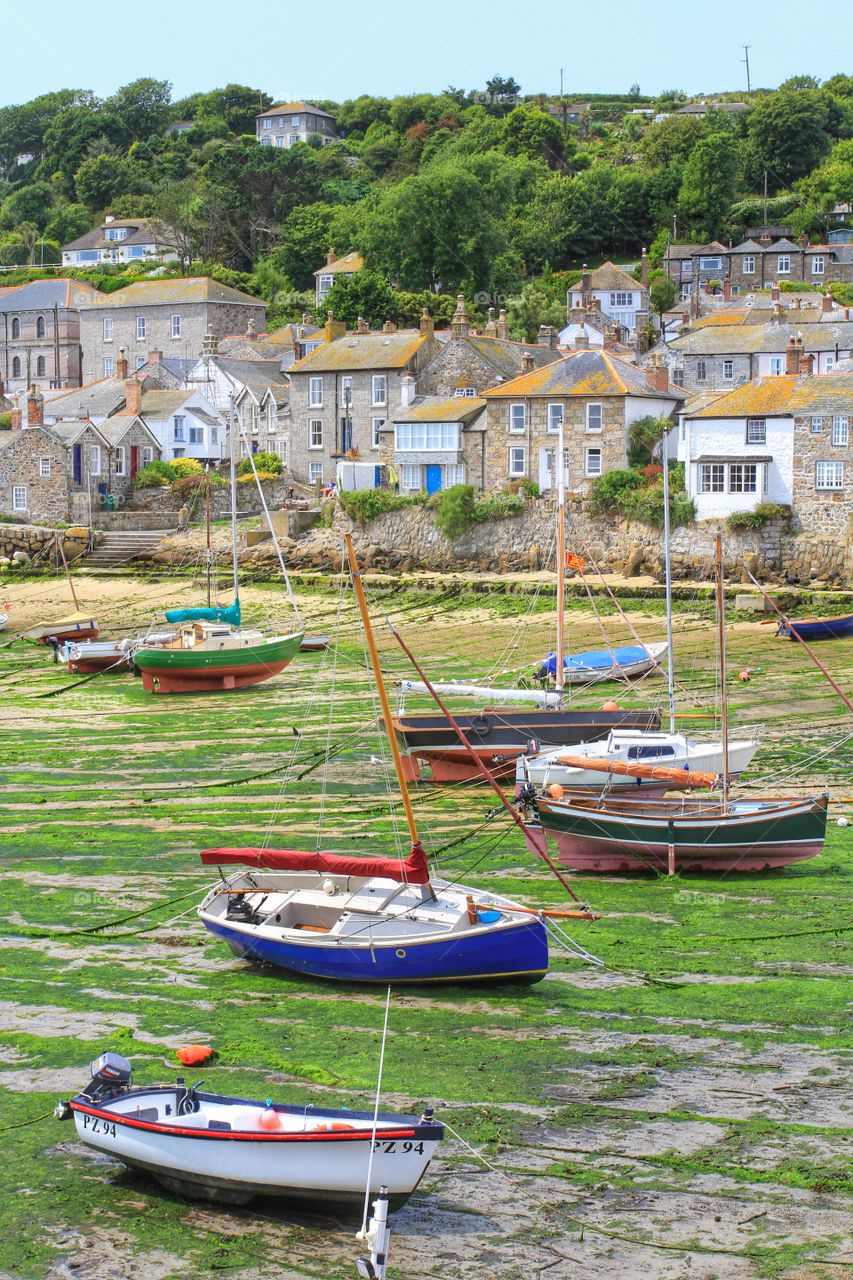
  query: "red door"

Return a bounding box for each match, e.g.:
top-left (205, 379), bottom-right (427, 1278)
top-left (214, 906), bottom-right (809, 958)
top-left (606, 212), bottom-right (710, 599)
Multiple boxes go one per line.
top-left (130, 445), bottom-right (139, 478)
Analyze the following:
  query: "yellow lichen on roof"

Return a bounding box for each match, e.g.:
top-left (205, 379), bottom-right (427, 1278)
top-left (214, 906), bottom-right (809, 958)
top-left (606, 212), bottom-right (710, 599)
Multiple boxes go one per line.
top-left (690, 376), bottom-right (799, 418)
top-left (482, 350), bottom-right (643, 398)
top-left (314, 253), bottom-right (364, 277)
top-left (81, 278), bottom-right (265, 308)
top-left (290, 332), bottom-right (426, 372)
top-left (396, 397), bottom-right (486, 422)
top-left (788, 372), bottom-right (853, 412)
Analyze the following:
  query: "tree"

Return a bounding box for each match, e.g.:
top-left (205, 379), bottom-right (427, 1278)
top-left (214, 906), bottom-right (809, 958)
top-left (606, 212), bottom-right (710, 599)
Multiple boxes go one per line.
top-left (484, 75), bottom-right (521, 111)
top-left (270, 203), bottom-right (337, 289)
top-left (648, 270), bottom-right (677, 336)
top-left (641, 114), bottom-right (706, 167)
top-left (627, 415), bottom-right (667, 467)
top-left (507, 281), bottom-right (566, 342)
top-left (501, 105), bottom-right (569, 168)
top-left (44, 201), bottom-right (91, 245)
top-left (0, 181), bottom-right (54, 231)
top-left (745, 91), bottom-right (831, 191)
top-left (677, 133), bottom-right (738, 238)
top-left (779, 74), bottom-right (820, 91)
top-left (106, 78), bottom-right (172, 141)
top-left (823, 74), bottom-right (853, 98)
top-left (193, 85), bottom-right (272, 136)
top-left (74, 154), bottom-right (134, 211)
top-left (629, 83), bottom-right (641, 98)
top-left (41, 106), bottom-right (127, 194)
top-left (318, 271), bottom-right (397, 328)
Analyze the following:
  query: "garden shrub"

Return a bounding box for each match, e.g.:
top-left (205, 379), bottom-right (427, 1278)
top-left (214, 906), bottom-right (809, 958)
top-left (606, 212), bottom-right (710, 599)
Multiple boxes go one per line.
top-left (588, 463), bottom-right (694, 528)
top-left (339, 489), bottom-right (423, 523)
top-left (134, 459), bottom-right (176, 487)
top-left (237, 451), bottom-right (282, 477)
top-left (0, 413), bottom-right (11, 431)
top-left (434, 484), bottom-right (477, 538)
top-left (237, 469), bottom-right (280, 483)
top-left (727, 502), bottom-right (791, 530)
top-left (587, 468), bottom-right (645, 515)
top-left (472, 490), bottom-right (525, 522)
top-left (170, 457), bottom-right (204, 479)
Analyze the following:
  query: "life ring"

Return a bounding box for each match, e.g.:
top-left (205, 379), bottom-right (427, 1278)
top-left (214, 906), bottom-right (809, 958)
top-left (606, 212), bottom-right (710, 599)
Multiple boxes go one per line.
top-left (469, 714), bottom-right (491, 737)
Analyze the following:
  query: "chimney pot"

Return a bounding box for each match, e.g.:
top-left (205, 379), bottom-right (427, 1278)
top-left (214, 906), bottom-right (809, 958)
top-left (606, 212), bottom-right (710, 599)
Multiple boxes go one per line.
top-left (124, 378), bottom-right (142, 417)
top-left (785, 336), bottom-right (799, 376)
top-left (302, 310), bottom-right (313, 325)
top-left (822, 288), bottom-right (833, 314)
top-left (641, 247), bottom-right (648, 288)
top-left (722, 277), bottom-right (732, 299)
top-left (382, 319), bottom-right (396, 333)
top-left (327, 248), bottom-right (336, 265)
top-left (11, 407), bottom-right (23, 431)
top-left (646, 355), bottom-right (669, 395)
top-left (401, 373), bottom-right (416, 407)
top-left (419, 307), bottom-right (434, 336)
top-left (27, 385), bottom-right (44, 427)
top-left (357, 315), bottom-right (369, 334)
top-left (450, 294), bottom-right (470, 339)
top-left (574, 323), bottom-right (589, 351)
top-left (521, 352), bottom-right (534, 373)
top-left (495, 308), bottom-right (508, 341)
top-left (770, 282), bottom-right (780, 302)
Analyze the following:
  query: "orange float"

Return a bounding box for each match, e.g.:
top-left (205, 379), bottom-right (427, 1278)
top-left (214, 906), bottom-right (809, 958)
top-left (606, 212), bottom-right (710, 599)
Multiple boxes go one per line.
top-left (176, 1045), bottom-right (214, 1066)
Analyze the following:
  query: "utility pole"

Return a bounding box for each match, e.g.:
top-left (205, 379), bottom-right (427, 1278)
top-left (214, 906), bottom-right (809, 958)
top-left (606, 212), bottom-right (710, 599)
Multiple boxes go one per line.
top-left (742, 45), bottom-right (751, 95)
top-left (763, 169), bottom-right (768, 229)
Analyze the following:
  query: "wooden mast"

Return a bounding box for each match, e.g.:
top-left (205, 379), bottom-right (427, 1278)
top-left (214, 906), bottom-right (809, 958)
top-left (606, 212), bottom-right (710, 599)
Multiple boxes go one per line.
top-left (205, 468), bottom-right (212, 609)
top-left (56, 534), bottom-right (79, 610)
top-left (555, 421), bottom-right (566, 698)
top-left (714, 534), bottom-right (729, 810)
top-left (344, 533), bottom-right (424, 861)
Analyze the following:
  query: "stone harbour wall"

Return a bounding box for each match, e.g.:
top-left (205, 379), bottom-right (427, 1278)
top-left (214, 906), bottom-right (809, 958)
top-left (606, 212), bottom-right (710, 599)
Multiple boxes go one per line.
top-left (0, 522), bottom-right (92, 566)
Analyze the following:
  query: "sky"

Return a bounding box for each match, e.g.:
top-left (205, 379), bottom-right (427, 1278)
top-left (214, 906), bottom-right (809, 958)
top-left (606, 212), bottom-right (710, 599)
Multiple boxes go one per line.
top-left (2, 0), bottom-right (849, 108)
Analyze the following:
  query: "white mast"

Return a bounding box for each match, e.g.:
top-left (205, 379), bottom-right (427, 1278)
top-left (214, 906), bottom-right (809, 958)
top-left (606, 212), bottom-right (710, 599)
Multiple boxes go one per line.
top-left (228, 395), bottom-right (239, 607)
top-left (555, 421), bottom-right (566, 699)
top-left (660, 415), bottom-right (676, 734)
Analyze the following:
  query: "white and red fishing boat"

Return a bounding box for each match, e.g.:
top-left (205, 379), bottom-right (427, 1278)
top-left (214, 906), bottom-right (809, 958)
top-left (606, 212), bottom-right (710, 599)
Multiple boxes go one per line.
top-left (58, 1052), bottom-right (443, 1207)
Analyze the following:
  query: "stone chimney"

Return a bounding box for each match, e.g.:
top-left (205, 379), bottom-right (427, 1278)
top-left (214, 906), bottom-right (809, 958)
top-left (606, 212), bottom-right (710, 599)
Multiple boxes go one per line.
top-left (646, 353), bottom-right (669, 395)
top-left (759, 233), bottom-right (772, 247)
top-left (722, 278), bottom-right (732, 299)
top-left (799, 351), bottom-right (814, 375)
top-left (798, 232), bottom-right (809, 248)
top-left (357, 315), bottom-right (369, 334)
top-left (450, 295), bottom-right (470, 339)
top-left (822, 287), bottom-right (833, 314)
top-left (580, 264), bottom-right (592, 309)
top-left (302, 311), bottom-right (313, 325)
top-left (323, 312), bottom-right (346, 343)
top-left (419, 307), bottom-right (434, 336)
top-left (538, 324), bottom-right (557, 350)
top-left (772, 301), bottom-right (785, 323)
top-left (521, 352), bottom-right (535, 373)
top-left (496, 308), bottom-right (508, 340)
top-left (246, 317), bottom-right (256, 338)
top-left (770, 282), bottom-right (780, 303)
top-left (10, 407), bottom-right (23, 431)
top-left (27, 385), bottom-right (44, 427)
top-left (116, 347), bottom-right (129, 381)
top-left (641, 247), bottom-right (648, 287)
top-left (147, 349), bottom-right (163, 365)
top-left (574, 323), bottom-right (589, 351)
top-left (603, 323), bottom-right (619, 351)
top-left (124, 377), bottom-right (143, 417)
top-left (484, 306), bottom-right (497, 337)
top-left (326, 248), bottom-right (336, 265)
top-left (401, 373), bottom-right (416, 407)
top-left (382, 319), bottom-right (397, 333)
top-left (202, 325), bottom-right (219, 356)
top-left (785, 336), bottom-right (799, 376)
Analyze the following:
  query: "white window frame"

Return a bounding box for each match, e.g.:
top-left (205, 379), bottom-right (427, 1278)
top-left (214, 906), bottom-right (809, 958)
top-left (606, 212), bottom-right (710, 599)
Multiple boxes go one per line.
top-left (277, 439), bottom-right (287, 464)
top-left (729, 462), bottom-right (757, 493)
top-left (586, 403), bottom-right (603, 433)
top-left (832, 416), bottom-right (849, 446)
top-left (103, 317), bottom-right (113, 342)
top-left (453, 387), bottom-right (476, 397)
top-left (135, 356), bottom-right (146, 371)
top-left (816, 460), bottom-right (843, 490)
top-left (171, 314), bottom-right (181, 339)
top-left (308, 460), bottom-right (324, 483)
top-left (696, 360), bottom-right (707, 382)
top-left (371, 416), bottom-right (385, 449)
top-left (811, 256), bottom-right (825, 275)
top-left (825, 356), bottom-right (835, 372)
top-left (340, 375), bottom-right (353, 403)
top-left (508, 445), bottom-right (526, 477)
top-left (400, 464), bottom-right (420, 492)
top-left (136, 316), bottom-right (147, 340)
top-left (509, 403), bottom-right (525, 433)
top-left (317, 274), bottom-right (333, 293)
top-left (103, 356), bottom-right (114, 378)
top-left (810, 417), bottom-right (823, 434)
top-left (114, 446), bottom-right (126, 477)
top-left (261, 117), bottom-right (272, 129)
top-left (585, 447), bottom-right (602, 476)
top-left (142, 446), bottom-right (153, 464)
top-left (777, 255), bottom-right (791, 274)
top-left (12, 485), bottom-right (27, 512)
top-left (769, 357), bottom-right (784, 376)
top-left (308, 418), bottom-right (323, 449)
top-left (609, 291), bottom-right (632, 307)
top-left (308, 376), bottom-right (323, 407)
top-left (189, 424), bottom-right (204, 445)
top-left (722, 360), bottom-right (734, 381)
top-left (444, 463), bottom-right (465, 487)
top-left (395, 423), bottom-right (458, 451)
top-left (371, 374), bottom-right (387, 406)
top-left (746, 418), bottom-right (766, 445)
top-left (699, 256), bottom-right (722, 271)
top-left (173, 415), bottom-right (185, 442)
top-left (547, 404), bottom-right (564, 434)
top-left (39, 457), bottom-right (51, 477)
top-left (742, 255), bottom-right (755, 274)
top-left (699, 463), bottom-right (725, 493)
top-left (90, 445), bottom-right (101, 476)
top-left (267, 401), bottom-right (277, 432)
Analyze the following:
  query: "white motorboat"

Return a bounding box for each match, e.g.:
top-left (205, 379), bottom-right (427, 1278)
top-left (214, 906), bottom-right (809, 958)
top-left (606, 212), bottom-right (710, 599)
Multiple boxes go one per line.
top-left (59, 1052), bottom-right (443, 1208)
top-left (61, 632), bottom-right (176, 674)
top-left (517, 729), bottom-right (759, 793)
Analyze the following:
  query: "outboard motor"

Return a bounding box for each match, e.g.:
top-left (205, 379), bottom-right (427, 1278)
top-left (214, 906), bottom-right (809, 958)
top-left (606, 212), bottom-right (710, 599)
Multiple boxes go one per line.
top-left (83, 1052), bottom-right (133, 1101)
top-left (226, 893), bottom-right (259, 922)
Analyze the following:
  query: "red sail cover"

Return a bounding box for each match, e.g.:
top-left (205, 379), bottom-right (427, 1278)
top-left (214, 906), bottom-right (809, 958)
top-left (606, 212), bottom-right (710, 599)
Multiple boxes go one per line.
top-left (199, 844), bottom-right (430, 884)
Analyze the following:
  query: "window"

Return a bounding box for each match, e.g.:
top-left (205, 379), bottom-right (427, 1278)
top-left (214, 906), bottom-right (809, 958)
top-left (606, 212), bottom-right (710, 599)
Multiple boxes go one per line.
top-left (189, 425), bottom-right (204, 445)
top-left (673, 369), bottom-right (684, 387)
top-left (36, 356), bottom-right (46, 377)
top-left (371, 374), bottom-right (387, 405)
top-left (261, 117), bottom-right (272, 129)
top-left (260, 136), bottom-right (272, 146)
top-left (90, 445), bottom-right (101, 476)
top-left (308, 376), bottom-right (323, 407)
top-left (277, 439), bottom-right (287, 463)
top-left (308, 461), bottom-right (323, 483)
top-left (36, 315), bottom-right (46, 338)
top-left (729, 463), bottom-right (757, 492)
top-left (12, 485), bottom-right (26, 512)
top-left (317, 274), bottom-right (333, 293)
top-left (609, 292), bottom-right (632, 307)
top-left (395, 423), bottom-right (458, 450)
top-left (135, 356), bottom-right (146, 370)
top-left (103, 317), bottom-right (113, 342)
top-left (816, 461), bottom-right (844, 490)
top-left (586, 404), bottom-right (603, 432)
top-left (171, 314), bottom-right (181, 339)
top-left (142, 447), bottom-right (153, 464)
top-left (746, 418), bottom-right (766, 444)
top-left (103, 356), bottom-right (114, 378)
top-left (78, 249), bottom-right (98, 262)
top-left (811, 256), bottom-right (825, 275)
top-left (585, 447), bottom-right (602, 476)
top-left (453, 386), bottom-right (476, 397)
top-left (777, 255), bottom-right (790, 274)
top-left (340, 375), bottom-right (353, 403)
top-left (400, 464), bottom-right (420, 492)
top-left (547, 404), bottom-right (564, 433)
top-left (115, 446), bottom-right (126, 476)
top-left (699, 463), bottom-right (725, 492)
top-left (11, 318), bottom-right (20, 339)
top-left (129, 246), bottom-right (145, 258)
top-left (825, 356), bottom-right (835, 372)
top-left (11, 356), bottom-right (20, 378)
top-left (173, 415), bottom-right (185, 441)
top-left (699, 256), bottom-right (722, 271)
top-left (769, 356), bottom-right (784, 376)
top-left (811, 417), bottom-right (823, 434)
top-left (508, 446), bottom-right (526, 477)
top-left (309, 419), bottom-right (323, 449)
top-left (444, 463), bottom-right (465, 486)
top-left (289, 134), bottom-right (298, 146)
top-left (371, 416), bottom-right (385, 448)
top-left (696, 360), bottom-right (707, 382)
top-left (136, 316), bottom-right (146, 340)
top-left (509, 403), bottom-right (525, 433)
top-left (722, 360), bottom-right (734, 381)
top-left (267, 401), bottom-right (277, 432)
top-left (211, 427), bottom-right (219, 447)
top-left (742, 255), bottom-right (755, 274)
top-left (832, 416), bottom-right (849, 446)
top-left (681, 260), bottom-right (693, 275)
top-left (39, 457), bottom-right (51, 477)
top-left (173, 448), bottom-right (185, 458)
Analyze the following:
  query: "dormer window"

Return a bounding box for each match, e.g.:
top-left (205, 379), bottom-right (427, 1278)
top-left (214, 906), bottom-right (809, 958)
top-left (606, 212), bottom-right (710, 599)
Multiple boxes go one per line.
top-left (104, 226), bottom-right (128, 241)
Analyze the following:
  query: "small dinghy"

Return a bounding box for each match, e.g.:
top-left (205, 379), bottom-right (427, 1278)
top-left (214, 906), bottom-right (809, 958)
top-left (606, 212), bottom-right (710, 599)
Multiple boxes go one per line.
top-left (538, 641), bottom-right (668, 685)
top-left (61, 638), bottom-right (132, 673)
top-left (776, 613), bottom-right (853, 641)
top-left (25, 613), bottom-right (99, 645)
top-left (58, 1052), bottom-right (443, 1208)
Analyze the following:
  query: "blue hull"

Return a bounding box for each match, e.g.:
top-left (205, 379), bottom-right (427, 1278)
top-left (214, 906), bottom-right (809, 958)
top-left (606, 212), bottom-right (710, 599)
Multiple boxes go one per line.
top-left (778, 613), bottom-right (853, 641)
top-left (202, 917), bottom-right (549, 985)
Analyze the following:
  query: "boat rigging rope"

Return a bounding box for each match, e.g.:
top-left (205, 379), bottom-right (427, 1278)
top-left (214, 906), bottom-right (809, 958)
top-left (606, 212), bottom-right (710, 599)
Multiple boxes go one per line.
top-left (359, 985), bottom-right (392, 1238)
top-left (236, 423), bottom-right (303, 627)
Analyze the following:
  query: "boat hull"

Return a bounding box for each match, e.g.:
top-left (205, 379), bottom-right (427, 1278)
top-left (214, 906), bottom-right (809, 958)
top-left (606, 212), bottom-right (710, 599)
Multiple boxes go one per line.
top-left (534, 794), bottom-right (828, 873)
top-left (778, 613), bottom-right (853, 641)
top-left (62, 641), bottom-right (129, 674)
top-left (134, 632), bottom-right (303, 694)
top-left (28, 621), bottom-right (99, 645)
top-left (519, 738), bottom-right (758, 792)
top-left (394, 709), bottom-right (661, 784)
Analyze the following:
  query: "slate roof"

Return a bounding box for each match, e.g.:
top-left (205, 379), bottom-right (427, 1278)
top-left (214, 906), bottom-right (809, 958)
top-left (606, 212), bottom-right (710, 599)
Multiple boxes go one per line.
top-left (202, 357), bottom-right (289, 390)
top-left (313, 252), bottom-right (364, 278)
top-left (138, 390), bottom-right (198, 418)
top-left (665, 241), bottom-right (728, 262)
top-left (571, 261), bottom-right (643, 293)
top-left (460, 336), bottom-right (561, 380)
top-left (80, 278), bottom-right (266, 309)
top-left (44, 421), bottom-right (105, 446)
top-left (44, 379), bottom-right (127, 419)
top-left (258, 101), bottom-right (335, 119)
top-left (671, 321), bottom-right (853, 355)
top-left (290, 332), bottom-right (427, 373)
top-left (0, 279), bottom-right (102, 312)
top-left (394, 396), bottom-right (487, 423)
top-left (482, 349), bottom-right (683, 401)
top-left (97, 416), bottom-right (159, 447)
top-left (688, 372), bottom-right (853, 418)
top-left (63, 219), bottom-right (174, 253)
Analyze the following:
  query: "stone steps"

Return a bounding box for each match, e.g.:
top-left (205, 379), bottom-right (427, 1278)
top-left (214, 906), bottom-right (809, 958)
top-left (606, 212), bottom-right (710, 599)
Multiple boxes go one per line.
top-left (84, 530), bottom-right (173, 568)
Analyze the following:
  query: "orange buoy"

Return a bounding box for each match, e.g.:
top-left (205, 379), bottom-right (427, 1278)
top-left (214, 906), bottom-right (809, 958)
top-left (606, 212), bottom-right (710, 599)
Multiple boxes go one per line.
top-left (601, 700), bottom-right (620, 712)
top-left (547, 783), bottom-right (564, 799)
top-left (259, 1107), bottom-right (283, 1131)
top-left (739, 669), bottom-right (751, 681)
top-left (176, 1044), bottom-right (214, 1066)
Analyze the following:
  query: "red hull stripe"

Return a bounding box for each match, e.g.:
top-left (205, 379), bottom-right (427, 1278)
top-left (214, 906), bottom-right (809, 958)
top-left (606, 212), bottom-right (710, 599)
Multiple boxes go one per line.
top-left (70, 1102), bottom-right (417, 1143)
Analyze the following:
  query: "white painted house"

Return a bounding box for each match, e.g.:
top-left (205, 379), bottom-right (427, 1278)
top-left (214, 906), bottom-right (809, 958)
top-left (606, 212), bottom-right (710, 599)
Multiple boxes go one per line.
top-left (568, 262), bottom-right (649, 334)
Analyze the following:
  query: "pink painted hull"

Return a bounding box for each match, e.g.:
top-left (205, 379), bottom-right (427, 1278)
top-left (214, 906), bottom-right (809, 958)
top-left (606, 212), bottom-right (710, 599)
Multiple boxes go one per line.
top-left (541, 829), bottom-right (826, 873)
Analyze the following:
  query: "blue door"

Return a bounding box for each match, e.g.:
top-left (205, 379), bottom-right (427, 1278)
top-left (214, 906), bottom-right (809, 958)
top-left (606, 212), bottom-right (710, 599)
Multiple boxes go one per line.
top-left (72, 444), bottom-right (82, 485)
top-left (425, 464), bottom-right (442, 494)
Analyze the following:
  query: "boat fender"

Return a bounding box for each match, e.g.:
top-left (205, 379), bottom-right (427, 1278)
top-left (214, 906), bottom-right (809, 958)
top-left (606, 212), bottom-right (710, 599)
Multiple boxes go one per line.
top-left (465, 895), bottom-right (478, 925)
top-left (547, 783), bottom-right (564, 800)
top-left (601, 700), bottom-right (620, 712)
top-left (259, 1104), bottom-right (283, 1131)
top-left (54, 1100), bottom-right (72, 1121)
top-left (308, 1121), bottom-right (356, 1132)
top-left (176, 1045), bottom-right (214, 1066)
top-left (470, 714), bottom-right (490, 737)
top-left (477, 910), bottom-right (502, 924)
top-left (322, 878), bottom-right (338, 896)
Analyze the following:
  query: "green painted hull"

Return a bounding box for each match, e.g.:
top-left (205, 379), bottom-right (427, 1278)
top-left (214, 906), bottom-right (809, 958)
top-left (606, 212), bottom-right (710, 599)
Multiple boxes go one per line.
top-left (134, 632), bottom-right (303, 694)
